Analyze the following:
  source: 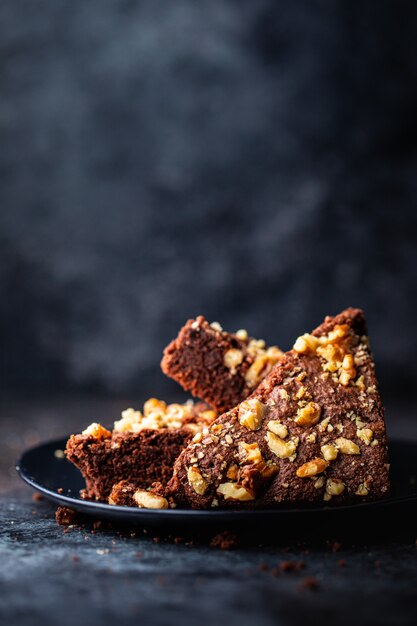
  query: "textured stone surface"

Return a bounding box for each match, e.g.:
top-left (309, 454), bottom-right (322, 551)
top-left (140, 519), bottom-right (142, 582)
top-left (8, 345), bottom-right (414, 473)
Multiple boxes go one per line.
top-left (1, 492), bottom-right (417, 626)
top-left (2, 397), bottom-right (417, 625)
top-left (1, 1), bottom-right (417, 398)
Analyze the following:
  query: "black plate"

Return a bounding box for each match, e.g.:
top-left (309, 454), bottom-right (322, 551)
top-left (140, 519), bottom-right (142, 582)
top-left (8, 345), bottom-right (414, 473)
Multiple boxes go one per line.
top-left (16, 438), bottom-right (417, 529)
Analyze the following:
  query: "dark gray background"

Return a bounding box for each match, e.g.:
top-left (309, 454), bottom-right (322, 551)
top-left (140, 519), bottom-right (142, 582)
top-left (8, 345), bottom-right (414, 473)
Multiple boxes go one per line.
top-left (1, 0), bottom-right (417, 402)
top-left (2, 6), bottom-right (417, 626)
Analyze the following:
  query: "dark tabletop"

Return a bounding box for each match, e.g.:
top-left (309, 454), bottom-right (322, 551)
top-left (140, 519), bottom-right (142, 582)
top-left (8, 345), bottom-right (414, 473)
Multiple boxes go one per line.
top-left (1, 395), bottom-right (417, 626)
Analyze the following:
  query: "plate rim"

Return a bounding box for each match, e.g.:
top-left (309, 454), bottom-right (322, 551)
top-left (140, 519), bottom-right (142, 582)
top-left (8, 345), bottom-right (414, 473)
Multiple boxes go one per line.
top-left (16, 436), bottom-right (417, 520)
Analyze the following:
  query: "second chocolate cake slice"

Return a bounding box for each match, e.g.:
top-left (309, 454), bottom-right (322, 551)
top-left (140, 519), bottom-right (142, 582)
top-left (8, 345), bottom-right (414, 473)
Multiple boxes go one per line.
top-left (168, 308), bottom-right (390, 508)
top-left (161, 316), bottom-right (283, 413)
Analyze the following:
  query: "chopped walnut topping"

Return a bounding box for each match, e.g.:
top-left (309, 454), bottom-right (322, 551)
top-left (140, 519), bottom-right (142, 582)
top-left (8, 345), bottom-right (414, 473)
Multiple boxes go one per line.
top-left (296, 458), bottom-right (329, 478)
top-left (355, 375), bottom-right (366, 391)
top-left (245, 346), bottom-right (283, 388)
top-left (266, 432), bottom-right (299, 459)
top-left (217, 482), bottom-right (254, 501)
top-left (295, 386), bottom-right (307, 400)
top-left (325, 478), bottom-right (345, 497)
top-left (113, 399), bottom-right (214, 433)
top-left (235, 329), bottom-right (248, 341)
top-left (238, 398), bottom-right (267, 431)
top-left (321, 444), bottom-right (338, 461)
top-left (210, 321), bottom-right (223, 332)
top-left (306, 432), bottom-right (317, 444)
top-left (314, 476), bottom-right (325, 489)
top-left (226, 464), bottom-right (239, 480)
top-left (318, 416), bottom-right (331, 432)
top-left (357, 428), bottom-right (373, 445)
top-left (246, 338), bottom-right (266, 357)
top-left (339, 354), bottom-right (356, 386)
top-left (259, 460), bottom-right (279, 479)
top-left (355, 483), bottom-right (369, 496)
top-left (238, 442), bottom-right (278, 485)
top-left (267, 420), bottom-right (288, 439)
top-left (187, 466), bottom-right (209, 495)
top-left (143, 397), bottom-right (167, 416)
top-left (293, 334), bottom-right (321, 354)
top-left (200, 410), bottom-right (217, 423)
top-left (238, 441), bottom-right (264, 465)
top-left (295, 402), bottom-right (322, 426)
top-left (334, 437), bottom-right (360, 455)
top-left (294, 325), bottom-right (349, 354)
top-left (279, 388), bottom-right (290, 400)
top-left (223, 349), bottom-right (244, 375)
top-left (294, 324), bottom-right (360, 387)
top-left (317, 344), bottom-right (346, 374)
top-left (82, 423), bottom-right (112, 440)
top-left (133, 489), bottom-right (169, 510)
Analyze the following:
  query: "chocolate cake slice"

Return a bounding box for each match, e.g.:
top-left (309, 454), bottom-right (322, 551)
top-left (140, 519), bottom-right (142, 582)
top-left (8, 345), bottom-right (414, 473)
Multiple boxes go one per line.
top-left (168, 308), bottom-right (390, 508)
top-left (161, 316), bottom-right (283, 414)
top-left (65, 398), bottom-right (216, 503)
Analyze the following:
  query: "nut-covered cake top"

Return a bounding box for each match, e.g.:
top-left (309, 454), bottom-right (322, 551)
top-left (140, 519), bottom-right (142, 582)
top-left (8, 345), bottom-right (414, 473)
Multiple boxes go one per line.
top-left (81, 398), bottom-right (216, 441)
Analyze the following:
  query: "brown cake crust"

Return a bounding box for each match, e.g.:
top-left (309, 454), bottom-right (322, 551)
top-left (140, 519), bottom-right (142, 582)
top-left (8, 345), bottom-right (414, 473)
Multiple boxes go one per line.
top-left (65, 400), bottom-right (215, 502)
top-left (168, 308), bottom-right (390, 509)
top-left (161, 316), bottom-right (282, 414)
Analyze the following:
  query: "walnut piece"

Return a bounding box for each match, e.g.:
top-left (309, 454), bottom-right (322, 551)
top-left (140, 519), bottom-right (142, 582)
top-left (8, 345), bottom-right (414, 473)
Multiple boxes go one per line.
top-left (339, 354), bottom-right (356, 386)
top-left (266, 431), bottom-right (299, 459)
top-left (355, 483), bottom-right (369, 496)
top-left (143, 397), bottom-right (167, 416)
top-left (238, 441), bottom-right (264, 465)
top-left (245, 346), bottom-right (282, 388)
top-left (296, 458), bottom-right (329, 478)
top-left (295, 385), bottom-right (307, 400)
top-left (113, 398), bottom-right (212, 433)
top-left (82, 423), bottom-right (112, 440)
top-left (294, 402), bottom-right (322, 426)
top-left (223, 348), bottom-right (244, 375)
top-left (293, 325), bottom-right (349, 354)
top-left (187, 466), bottom-right (209, 495)
top-left (293, 334), bottom-right (320, 353)
top-left (325, 478), bottom-right (345, 497)
top-left (226, 464), bottom-right (239, 480)
top-left (293, 324), bottom-right (359, 387)
top-left (267, 420), bottom-right (288, 439)
top-left (321, 444), bottom-right (338, 461)
top-left (238, 398), bottom-right (267, 431)
top-left (334, 437), bottom-right (360, 455)
top-left (217, 482), bottom-right (254, 501)
top-left (356, 428), bottom-right (373, 445)
top-left (133, 489), bottom-right (169, 510)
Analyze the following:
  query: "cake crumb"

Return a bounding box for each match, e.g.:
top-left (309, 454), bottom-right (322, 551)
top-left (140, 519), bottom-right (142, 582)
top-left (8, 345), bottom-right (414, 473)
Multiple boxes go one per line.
top-left (55, 506), bottom-right (79, 526)
top-left (298, 576), bottom-right (320, 591)
top-left (280, 560), bottom-right (306, 573)
top-left (210, 530), bottom-right (239, 550)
